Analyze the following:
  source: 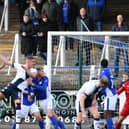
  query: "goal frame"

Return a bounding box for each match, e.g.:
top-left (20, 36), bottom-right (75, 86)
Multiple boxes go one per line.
top-left (47, 31), bottom-right (129, 90)
top-left (46, 31), bottom-right (129, 127)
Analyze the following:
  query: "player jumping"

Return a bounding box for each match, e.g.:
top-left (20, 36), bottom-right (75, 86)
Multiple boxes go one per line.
top-left (99, 59), bottom-right (117, 129)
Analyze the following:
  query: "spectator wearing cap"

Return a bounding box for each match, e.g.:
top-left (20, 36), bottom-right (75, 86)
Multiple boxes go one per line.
top-left (36, 13), bottom-right (50, 64)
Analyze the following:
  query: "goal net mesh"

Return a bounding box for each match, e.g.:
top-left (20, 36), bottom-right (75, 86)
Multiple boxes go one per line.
top-left (47, 32), bottom-right (129, 91)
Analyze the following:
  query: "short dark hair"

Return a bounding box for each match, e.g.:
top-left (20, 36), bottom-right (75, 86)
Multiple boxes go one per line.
top-left (101, 59), bottom-right (108, 68)
top-left (36, 67), bottom-right (43, 71)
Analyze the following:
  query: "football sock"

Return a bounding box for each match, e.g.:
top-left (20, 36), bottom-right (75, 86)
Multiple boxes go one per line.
top-left (106, 117), bottom-right (115, 129)
top-left (115, 120), bottom-right (121, 129)
top-left (38, 119), bottom-right (45, 129)
top-left (57, 120), bottom-right (66, 129)
top-left (11, 121), bottom-right (16, 129)
top-left (49, 115), bottom-right (59, 129)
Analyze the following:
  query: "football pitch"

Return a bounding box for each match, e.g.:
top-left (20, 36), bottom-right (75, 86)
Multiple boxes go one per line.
top-left (0, 123), bottom-right (91, 129)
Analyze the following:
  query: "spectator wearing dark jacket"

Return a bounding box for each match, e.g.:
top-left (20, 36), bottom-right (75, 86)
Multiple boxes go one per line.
top-left (0, 0), bottom-right (4, 20)
top-left (24, 1), bottom-right (40, 56)
top-left (72, 0), bottom-right (86, 15)
top-left (37, 13), bottom-right (50, 64)
top-left (19, 15), bottom-right (34, 57)
top-left (87, 0), bottom-right (105, 31)
top-left (59, 0), bottom-right (77, 49)
top-left (35, 0), bottom-right (45, 15)
top-left (76, 8), bottom-right (92, 66)
top-left (16, 0), bottom-right (29, 23)
top-left (76, 8), bottom-right (93, 31)
top-left (24, 1), bottom-right (40, 22)
top-left (41, 0), bottom-right (60, 31)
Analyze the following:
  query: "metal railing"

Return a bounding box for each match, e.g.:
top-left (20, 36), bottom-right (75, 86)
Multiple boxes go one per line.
top-left (7, 33), bottom-right (19, 75)
top-left (0, 0), bottom-right (8, 32)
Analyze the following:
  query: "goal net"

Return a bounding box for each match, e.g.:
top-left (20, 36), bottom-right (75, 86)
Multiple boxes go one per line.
top-left (46, 32), bottom-right (129, 126)
top-left (46, 32), bottom-right (129, 91)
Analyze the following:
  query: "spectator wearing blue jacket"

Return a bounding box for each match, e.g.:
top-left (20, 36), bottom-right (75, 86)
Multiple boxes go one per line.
top-left (87, 0), bottom-right (105, 31)
top-left (59, 0), bottom-right (77, 50)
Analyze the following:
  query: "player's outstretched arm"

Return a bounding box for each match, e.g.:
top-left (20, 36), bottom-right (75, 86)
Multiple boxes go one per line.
top-left (80, 94), bottom-right (87, 120)
top-left (0, 54), bottom-right (11, 66)
top-left (80, 94), bottom-right (87, 112)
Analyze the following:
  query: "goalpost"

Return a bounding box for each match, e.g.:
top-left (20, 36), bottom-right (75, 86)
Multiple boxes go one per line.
top-left (46, 31), bottom-right (129, 128)
top-left (47, 31), bottom-right (129, 88)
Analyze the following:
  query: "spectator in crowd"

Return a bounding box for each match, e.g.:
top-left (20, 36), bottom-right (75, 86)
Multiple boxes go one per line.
top-left (87, 0), bottom-right (106, 31)
top-left (0, 0), bottom-right (4, 21)
top-left (24, 0), bottom-right (40, 56)
top-left (73, 0), bottom-right (86, 15)
top-left (19, 15), bottom-right (33, 57)
top-left (112, 14), bottom-right (129, 77)
top-left (9, 0), bottom-right (16, 3)
top-left (16, 0), bottom-right (30, 23)
top-left (59, 0), bottom-right (77, 50)
top-left (76, 8), bottom-right (93, 66)
top-left (24, 0), bottom-right (40, 23)
top-left (37, 13), bottom-right (49, 64)
top-left (41, 0), bottom-right (60, 31)
top-left (76, 8), bottom-right (93, 31)
top-left (26, 0), bottom-right (32, 7)
top-left (35, 0), bottom-right (45, 15)
top-left (55, 0), bottom-right (63, 5)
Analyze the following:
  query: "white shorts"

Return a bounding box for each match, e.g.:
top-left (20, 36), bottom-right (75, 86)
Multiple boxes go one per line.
top-left (20, 103), bottom-right (39, 118)
top-left (39, 95), bottom-right (55, 113)
top-left (104, 94), bottom-right (118, 111)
